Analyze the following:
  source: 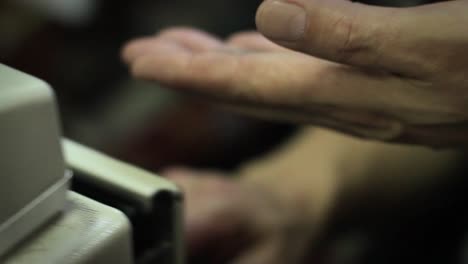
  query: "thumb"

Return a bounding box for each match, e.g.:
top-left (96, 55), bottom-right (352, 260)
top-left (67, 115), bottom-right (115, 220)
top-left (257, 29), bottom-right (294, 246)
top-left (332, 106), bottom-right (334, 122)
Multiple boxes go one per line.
top-left (256, 0), bottom-right (417, 74)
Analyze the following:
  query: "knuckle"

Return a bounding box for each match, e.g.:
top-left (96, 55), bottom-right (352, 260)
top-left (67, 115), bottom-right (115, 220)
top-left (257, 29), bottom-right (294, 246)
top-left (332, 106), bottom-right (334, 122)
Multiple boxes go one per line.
top-left (327, 5), bottom-right (394, 67)
top-left (331, 14), bottom-right (371, 64)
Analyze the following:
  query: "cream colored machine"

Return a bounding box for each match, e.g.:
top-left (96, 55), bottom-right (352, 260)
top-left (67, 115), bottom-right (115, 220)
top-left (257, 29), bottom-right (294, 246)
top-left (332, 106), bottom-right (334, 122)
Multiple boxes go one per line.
top-left (0, 64), bottom-right (184, 264)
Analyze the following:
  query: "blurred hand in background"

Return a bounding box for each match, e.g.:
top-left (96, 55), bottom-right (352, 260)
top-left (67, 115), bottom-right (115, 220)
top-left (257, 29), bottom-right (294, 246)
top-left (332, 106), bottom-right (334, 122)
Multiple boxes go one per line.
top-left (164, 127), bottom-right (461, 264)
top-left (165, 169), bottom-right (318, 264)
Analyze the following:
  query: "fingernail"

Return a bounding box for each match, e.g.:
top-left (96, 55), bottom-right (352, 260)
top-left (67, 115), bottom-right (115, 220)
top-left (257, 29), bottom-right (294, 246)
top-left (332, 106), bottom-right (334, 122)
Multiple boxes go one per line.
top-left (256, 0), bottom-right (307, 42)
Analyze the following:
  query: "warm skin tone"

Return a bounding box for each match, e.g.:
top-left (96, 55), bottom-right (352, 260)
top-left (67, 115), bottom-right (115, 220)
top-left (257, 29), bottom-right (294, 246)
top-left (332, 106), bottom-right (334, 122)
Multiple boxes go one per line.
top-left (164, 128), bottom-right (460, 263)
top-left (122, 0), bottom-right (467, 262)
top-left (123, 0), bottom-right (468, 147)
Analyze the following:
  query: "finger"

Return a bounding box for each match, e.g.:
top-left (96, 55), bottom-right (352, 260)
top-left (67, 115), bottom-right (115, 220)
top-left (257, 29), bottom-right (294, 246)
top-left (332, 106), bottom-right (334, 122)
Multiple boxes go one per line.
top-left (122, 27), bottom-right (223, 63)
top-left (172, 180), bottom-right (254, 262)
top-left (129, 48), bottom-right (407, 139)
top-left (157, 27), bottom-right (224, 51)
top-left (165, 172), bottom-right (221, 250)
top-left (227, 31), bottom-right (287, 52)
top-left (130, 43), bottom-right (455, 121)
top-left (255, 0), bottom-right (427, 76)
top-left (123, 37), bottom-right (170, 63)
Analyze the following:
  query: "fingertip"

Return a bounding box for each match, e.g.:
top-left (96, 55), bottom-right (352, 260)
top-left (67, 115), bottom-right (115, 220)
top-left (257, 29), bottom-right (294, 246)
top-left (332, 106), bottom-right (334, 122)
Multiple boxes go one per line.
top-left (131, 56), bottom-right (163, 83)
top-left (123, 32), bottom-right (195, 65)
top-left (130, 55), bottom-right (149, 79)
top-left (121, 40), bottom-right (140, 64)
top-left (133, 42), bottom-right (195, 82)
top-left (121, 37), bottom-right (156, 64)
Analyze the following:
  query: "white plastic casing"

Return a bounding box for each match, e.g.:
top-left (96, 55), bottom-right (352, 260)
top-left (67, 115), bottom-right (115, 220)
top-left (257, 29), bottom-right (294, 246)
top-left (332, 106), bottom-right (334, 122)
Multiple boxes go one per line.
top-left (0, 64), bottom-right (70, 257)
top-left (3, 192), bottom-right (133, 264)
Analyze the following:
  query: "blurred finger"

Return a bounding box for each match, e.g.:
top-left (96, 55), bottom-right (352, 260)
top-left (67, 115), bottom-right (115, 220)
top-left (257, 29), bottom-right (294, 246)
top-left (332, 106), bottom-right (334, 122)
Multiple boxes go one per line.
top-left (122, 27), bottom-right (223, 63)
top-left (157, 27), bottom-right (224, 51)
top-left (227, 31), bottom-right (287, 52)
top-left (130, 45), bottom-right (416, 119)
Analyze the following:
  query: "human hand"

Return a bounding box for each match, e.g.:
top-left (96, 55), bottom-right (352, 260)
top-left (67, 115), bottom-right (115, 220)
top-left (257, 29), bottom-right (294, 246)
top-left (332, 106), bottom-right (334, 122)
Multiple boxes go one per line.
top-left (123, 0), bottom-right (468, 148)
top-left (254, 0), bottom-right (468, 146)
top-left (164, 168), bottom-right (318, 264)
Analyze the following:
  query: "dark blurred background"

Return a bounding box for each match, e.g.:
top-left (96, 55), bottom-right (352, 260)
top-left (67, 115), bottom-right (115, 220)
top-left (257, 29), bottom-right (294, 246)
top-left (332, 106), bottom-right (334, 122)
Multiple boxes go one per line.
top-left (2, 1), bottom-right (468, 264)
top-left (0, 0), bottom-right (295, 172)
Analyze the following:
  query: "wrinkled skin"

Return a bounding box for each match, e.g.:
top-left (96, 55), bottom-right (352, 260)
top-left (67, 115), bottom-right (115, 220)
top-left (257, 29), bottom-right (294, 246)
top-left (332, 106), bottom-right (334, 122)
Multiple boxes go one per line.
top-left (123, 0), bottom-right (468, 148)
